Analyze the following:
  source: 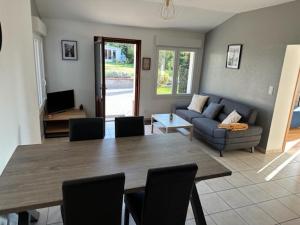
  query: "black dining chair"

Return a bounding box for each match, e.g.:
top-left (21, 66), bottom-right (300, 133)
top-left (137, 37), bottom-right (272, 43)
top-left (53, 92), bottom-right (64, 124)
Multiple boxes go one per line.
top-left (61, 173), bottom-right (125, 225)
top-left (115, 116), bottom-right (145, 138)
top-left (124, 164), bottom-right (198, 225)
top-left (69, 117), bottom-right (104, 141)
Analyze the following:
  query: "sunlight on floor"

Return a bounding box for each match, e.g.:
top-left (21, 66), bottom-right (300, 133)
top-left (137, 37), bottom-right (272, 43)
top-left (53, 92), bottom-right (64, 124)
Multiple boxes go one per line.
top-left (256, 138), bottom-right (300, 181)
top-left (265, 149), bottom-right (300, 181)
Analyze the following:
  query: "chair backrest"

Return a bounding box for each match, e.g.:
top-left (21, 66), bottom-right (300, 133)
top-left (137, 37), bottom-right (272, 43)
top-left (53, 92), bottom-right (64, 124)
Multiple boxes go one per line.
top-left (142, 164), bottom-right (198, 225)
top-left (115, 116), bottom-right (145, 138)
top-left (69, 118), bottom-right (104, 141)
top-left (62, 173), bottom-right (125, 225)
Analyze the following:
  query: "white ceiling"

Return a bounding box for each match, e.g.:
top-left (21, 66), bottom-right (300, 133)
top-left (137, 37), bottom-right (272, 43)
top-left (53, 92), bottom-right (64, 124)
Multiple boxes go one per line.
top-left (35, 0), bottom-right (295, 32)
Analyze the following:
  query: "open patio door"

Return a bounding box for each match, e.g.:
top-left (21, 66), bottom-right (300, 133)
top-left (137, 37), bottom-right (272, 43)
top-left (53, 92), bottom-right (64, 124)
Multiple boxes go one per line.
top-left (94, 36), bottom-right (141, 122)
top-left (94, 37), bottom-right (106, 120)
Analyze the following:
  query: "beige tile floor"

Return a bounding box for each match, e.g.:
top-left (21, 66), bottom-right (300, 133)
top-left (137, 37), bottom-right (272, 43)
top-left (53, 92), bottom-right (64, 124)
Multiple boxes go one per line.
top-left (35, 123), bottom-right (300, 225)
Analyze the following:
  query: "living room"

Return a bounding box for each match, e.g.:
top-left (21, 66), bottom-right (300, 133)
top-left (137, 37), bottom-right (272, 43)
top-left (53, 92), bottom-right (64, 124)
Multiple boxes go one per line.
top-left (0, 0), bottom-right (300, 225)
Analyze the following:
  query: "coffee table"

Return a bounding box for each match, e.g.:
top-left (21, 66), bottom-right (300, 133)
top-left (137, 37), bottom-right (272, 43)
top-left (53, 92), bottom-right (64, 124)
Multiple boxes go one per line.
top-left (151, 113), bottom-right (194, 140)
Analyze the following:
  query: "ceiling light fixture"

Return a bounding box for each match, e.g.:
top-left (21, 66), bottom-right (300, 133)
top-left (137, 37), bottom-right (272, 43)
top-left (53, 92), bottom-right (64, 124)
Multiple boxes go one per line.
top-left (161, 0), bottom-right (175, 20)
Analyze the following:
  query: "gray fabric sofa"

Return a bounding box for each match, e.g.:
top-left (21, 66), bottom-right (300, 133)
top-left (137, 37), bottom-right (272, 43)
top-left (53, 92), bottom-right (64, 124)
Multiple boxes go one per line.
top-left (172, 93), bottom-right (263, 157)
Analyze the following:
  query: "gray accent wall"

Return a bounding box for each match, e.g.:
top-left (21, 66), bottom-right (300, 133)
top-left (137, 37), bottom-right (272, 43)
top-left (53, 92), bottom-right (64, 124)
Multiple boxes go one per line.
top-left (200, 0), bottom-right (300, 149)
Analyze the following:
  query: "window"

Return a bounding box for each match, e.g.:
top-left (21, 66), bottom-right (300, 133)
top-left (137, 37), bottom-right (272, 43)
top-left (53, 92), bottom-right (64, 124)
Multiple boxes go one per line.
top-left (157, 49), bottom-right (175, 95)
top-left (177, 51), bottom-right (195, 94)
top-left (156, 48), bottom-right (196, 95)
top-left (33, 36), bottom-right (46, 109)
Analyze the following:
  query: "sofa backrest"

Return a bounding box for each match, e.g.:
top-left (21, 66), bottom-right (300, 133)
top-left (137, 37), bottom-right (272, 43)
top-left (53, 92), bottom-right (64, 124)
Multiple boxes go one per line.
top-left (200, 93), bottom-right (222, 108)
top-left (200, 93), bottom-right (258, 125)
top-left (217, 99), bottom-right (257, 125)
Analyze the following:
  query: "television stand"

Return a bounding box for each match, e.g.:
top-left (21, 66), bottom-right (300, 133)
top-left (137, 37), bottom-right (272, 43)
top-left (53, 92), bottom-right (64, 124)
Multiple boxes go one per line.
top-left (44, 109), bottom-right (87, 138)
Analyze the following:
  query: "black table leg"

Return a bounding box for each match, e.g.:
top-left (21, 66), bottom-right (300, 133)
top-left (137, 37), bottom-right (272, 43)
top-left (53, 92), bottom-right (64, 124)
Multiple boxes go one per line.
top-left (191, 183), bottom-right (207, 225)
top-left (18, 212), bottom-right (30, 225)
top-left (18, 210), bottom-right (40, 225)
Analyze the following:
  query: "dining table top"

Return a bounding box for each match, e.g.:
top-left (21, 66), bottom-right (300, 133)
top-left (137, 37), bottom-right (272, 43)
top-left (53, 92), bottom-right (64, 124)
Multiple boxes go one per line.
top-left (0, 133), bottom-right (231, 214)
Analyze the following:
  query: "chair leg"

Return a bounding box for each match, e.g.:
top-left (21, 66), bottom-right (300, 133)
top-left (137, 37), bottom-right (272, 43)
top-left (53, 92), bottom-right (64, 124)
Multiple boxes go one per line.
top-left (251, 147), bottom-right (255, 153)
top-left (219, 151), bottom-right (223, 157)
top-left (124, 206), bottom-right (130, 225)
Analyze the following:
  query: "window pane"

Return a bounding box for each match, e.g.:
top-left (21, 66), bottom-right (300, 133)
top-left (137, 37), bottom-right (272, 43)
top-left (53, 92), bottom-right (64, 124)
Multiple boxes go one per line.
top-left (157, 50), bottom-right (175, 95)
top-left (177, 51), bottom-right (195, 94)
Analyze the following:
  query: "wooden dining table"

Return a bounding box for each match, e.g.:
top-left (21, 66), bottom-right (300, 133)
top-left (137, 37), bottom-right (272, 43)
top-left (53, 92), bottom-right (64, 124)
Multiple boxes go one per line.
top-left (0, 133), bottom-right (231, 225)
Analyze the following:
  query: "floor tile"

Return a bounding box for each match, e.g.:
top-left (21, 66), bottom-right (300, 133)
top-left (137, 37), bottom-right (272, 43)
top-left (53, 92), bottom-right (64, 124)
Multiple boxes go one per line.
top-left (47, 206), bottom-right (62, 225)
top-left (238, 184), bottom-right (273, 203)
top-left (238, 156), bottom-right (273, 170)
top-left (186, 216), bottom-right (216, 225)
top-left (205, 177), bottom-right (234, 192)
top-left (210, 210), bottom-right (248, 225)
top-left (281, 218), bottom-right (300, 225)
top-left (196, 181), bottom-right (214, 195)
top-left (258, 199), bottom-right (298, 223)
top-left (240, 168), bottom-right (273, 184)
top-left (200, 193), bottom-right (231, 215)
top-left (236, 205), bottom-right (277, 225)
top-left (276, 178), bottom-right (300, 194)
top-left (34, 208), bottom-right (49, 225)
top-left (257, 181), bottom-right (291, 198)
top-left (186, 203), bottom-right (207, 220)
top-left (275, 162), bottom-right (300, 178)
top-left (224, 172), bottom-right (253, 188)
top-left (217, 189), bottom-right (253, 208)
top-left (279, 195), bottom-right (300, 215)
top-left (205, 216), bottom-right (217, 225)
top-left (221, 158), bottom-right (252, 171)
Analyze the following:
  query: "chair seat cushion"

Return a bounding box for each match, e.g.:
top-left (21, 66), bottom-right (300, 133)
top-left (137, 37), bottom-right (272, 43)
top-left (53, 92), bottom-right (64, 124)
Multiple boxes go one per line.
top-left (175, 109), bottom-right (203, 122)
top-left (124, 192), bottom-right (144, 224)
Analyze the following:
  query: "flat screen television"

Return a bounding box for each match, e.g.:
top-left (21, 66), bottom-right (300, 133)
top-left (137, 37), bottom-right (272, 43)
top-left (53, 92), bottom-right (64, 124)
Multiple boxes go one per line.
top-left (47, 90), bottom-right (75, 113)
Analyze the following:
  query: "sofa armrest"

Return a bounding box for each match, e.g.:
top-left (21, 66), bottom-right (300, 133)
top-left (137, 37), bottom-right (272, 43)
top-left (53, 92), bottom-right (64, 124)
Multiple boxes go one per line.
top-left (171, 103), bottom-right (189, 113)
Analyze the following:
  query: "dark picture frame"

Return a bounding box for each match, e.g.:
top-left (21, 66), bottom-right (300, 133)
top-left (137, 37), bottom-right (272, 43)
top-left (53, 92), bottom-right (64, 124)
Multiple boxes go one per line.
top-left (142, 57), bottom-right (151, 70)
top-left (0, 22), bottom-right (2, 52)
top-left (226, 44), bottom-right (243, 69)
top-left (61, 40), bottom-right (78, 60)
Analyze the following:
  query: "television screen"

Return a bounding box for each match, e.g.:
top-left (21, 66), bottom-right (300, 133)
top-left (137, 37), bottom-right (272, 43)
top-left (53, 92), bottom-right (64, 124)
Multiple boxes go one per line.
top-left (47, 90), bottom-right (75, 113)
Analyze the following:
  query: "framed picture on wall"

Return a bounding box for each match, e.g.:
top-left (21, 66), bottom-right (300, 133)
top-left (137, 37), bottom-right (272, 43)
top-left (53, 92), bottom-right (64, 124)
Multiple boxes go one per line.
top-left (61, 40), bottom-right (78, 60)
top-left (142, 57), bottom-right (151, 70)
top-left (0, 22), bottom-right (2, 52)
top-left (226, 44), bottom-right (243, 69)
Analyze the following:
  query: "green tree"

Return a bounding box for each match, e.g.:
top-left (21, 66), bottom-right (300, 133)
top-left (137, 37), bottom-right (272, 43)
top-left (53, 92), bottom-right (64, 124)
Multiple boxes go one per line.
top-left (106, 42), bottom-right (134, 64)
top-left (177, 52), bottom-right (190, 93)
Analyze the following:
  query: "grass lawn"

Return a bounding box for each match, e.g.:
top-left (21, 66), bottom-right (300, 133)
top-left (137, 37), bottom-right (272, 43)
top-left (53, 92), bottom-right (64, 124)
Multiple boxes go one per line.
top-left (105, 62), bottom-right (134, 77)
top-left (157, 86), bottom-right (172, 95)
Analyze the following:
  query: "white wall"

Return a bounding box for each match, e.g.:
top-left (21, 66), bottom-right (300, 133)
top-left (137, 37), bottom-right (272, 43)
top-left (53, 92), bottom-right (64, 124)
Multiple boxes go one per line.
top-left (267, 45), bottom-right (300, 152)
top-left (43, 19), bottom-right (205, 117)
top-left (0, 0), bottom-right (42, 174)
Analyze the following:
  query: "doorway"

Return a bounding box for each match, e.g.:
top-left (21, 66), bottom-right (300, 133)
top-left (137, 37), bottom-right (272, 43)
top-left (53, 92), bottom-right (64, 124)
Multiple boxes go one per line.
top-left (267, 45), bottom-right (300, 153)
top-left (283, 71), bottom-right (300, 151)
top-left (94, 37), bottom-right (141, 122)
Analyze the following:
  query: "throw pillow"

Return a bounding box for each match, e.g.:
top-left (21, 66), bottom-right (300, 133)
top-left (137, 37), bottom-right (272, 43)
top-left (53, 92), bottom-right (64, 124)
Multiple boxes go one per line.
top-left (187, 94), bottom-right (209, 113)
top-left (202, 103), bottom-right (223, 119)
top-left (222, 110), bottom-right (242, 124)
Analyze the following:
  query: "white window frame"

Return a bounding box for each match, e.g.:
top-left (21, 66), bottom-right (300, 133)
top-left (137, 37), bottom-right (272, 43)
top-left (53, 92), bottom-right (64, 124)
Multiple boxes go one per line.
top-left (33, 34), bottom-right (47, 110)
top-left (155, 46), bottom-right (198, 97)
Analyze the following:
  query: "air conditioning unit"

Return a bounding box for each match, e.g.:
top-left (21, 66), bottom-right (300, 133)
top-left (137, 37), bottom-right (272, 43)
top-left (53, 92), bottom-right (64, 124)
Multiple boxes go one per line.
top-left (32, 16), bottom-right (47, 36)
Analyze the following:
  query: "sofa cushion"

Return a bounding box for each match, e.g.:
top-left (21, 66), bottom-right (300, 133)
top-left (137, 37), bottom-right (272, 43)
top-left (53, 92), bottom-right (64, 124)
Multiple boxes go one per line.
top-left (200, 93), bottom-right (222, 110)
top-left (187, 94), bottom-right (208, 113)
top-left (217, 99), bottom-right (256, 124)
top-left (221, 110), bottom-right (242, 124)
top-left (192, 118), bottom-right (226, 138)
top-left (202, 103), bottom-right (223, 119)
top-left (175, 109), bottom-right (203, 122)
